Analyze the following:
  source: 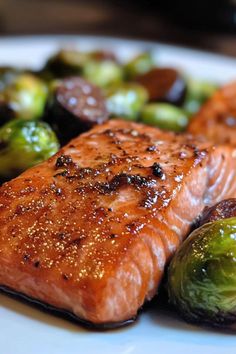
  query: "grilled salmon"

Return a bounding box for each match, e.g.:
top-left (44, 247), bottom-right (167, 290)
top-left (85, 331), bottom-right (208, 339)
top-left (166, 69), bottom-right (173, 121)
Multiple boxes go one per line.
top-left (188, 81), bottom-right (236, 145)
top-left (0, 120), bottom-right (236, 326)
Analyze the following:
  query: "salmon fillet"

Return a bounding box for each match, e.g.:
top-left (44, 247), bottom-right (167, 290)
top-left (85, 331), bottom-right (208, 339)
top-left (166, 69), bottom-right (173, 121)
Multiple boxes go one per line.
top-left (188, 81), bottom-right (236, 145)
top-left (0, 119), bottom-right (236, 326)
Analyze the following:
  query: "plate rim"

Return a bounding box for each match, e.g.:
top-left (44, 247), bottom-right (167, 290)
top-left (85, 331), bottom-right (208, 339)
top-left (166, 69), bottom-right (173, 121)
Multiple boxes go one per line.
top-left (0, 33), bottom-right (236, 64)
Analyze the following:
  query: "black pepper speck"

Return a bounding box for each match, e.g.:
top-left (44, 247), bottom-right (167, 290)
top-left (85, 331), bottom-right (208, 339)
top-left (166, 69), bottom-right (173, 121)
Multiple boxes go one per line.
top-left (152, 163), bottom-right (165, 179)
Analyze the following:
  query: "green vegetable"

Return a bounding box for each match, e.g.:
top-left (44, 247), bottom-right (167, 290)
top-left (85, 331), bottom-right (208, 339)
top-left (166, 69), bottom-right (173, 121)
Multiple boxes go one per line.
top-left (168, 218), bottom-right (236, 327)
top-left (183, 79), bottom-right (217, 115)
top-left (141, 103), bottom-right (189, 132)
top-left (124, 52), bottom-right (155, 79)
top-left (0, 73), bottom-right (47, 121)
top-left (0, 67), bottom-right (21, 92)
top-left (42, 49), bottom-right (89, 78)
top-left (83, 60), bottom-right (123, 88)
top-left (0, 119), bottom-right (59, 178)
top-left (106, 83), bottom-right (148, 120)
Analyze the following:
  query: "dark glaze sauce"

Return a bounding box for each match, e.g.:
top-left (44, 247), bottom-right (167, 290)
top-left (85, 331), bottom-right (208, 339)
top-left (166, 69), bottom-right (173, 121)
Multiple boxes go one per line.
top-left (49, 127), bottom-right (209, 219)
top-left (54, 155), bottom-right (160, 209)
top-left (55, 154), bottom-right (73, 168)
top-left (96, 173), bottom-right (156, 194)
top-left (151, 162), bottom-right (165, 179)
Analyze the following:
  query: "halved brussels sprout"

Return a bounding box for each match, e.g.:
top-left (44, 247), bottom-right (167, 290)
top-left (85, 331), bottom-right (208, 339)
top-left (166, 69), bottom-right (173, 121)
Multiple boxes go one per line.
top-left (168, 217), bottom-right (236, 327)
top-left (42, 49), bottom-right (118, 80)
top-left (124, 52), bottom-right (155, 79)
top-left (83, 60), bottom-right (123, 88)
top-left (0, 73), bottom-right (47, 122)
top-left (183, 79), bottom-right (218, 115)
top-left (0, 67), bottom-right (22, 92)
top-left (106, 83), bottom-right (148, 120)
top-left (0, 119), bottom-right (59, 179)
top-left (141, 103), bottom-right (189, 132)
top-left (42, 49), bottom-right (89, 79)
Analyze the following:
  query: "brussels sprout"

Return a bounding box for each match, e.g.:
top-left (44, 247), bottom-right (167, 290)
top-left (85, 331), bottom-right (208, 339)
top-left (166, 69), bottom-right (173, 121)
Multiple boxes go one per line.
top-left (0, 73), bottom-right (47, 121)
top-left (124, 52), bottom-right (155, 79)
top-left (83, 60), bottom-right (123, 88)
top-left (141, 103), bottom-right (189, 132)
top-left (0, 119), bottom-right (59, 178)
top-left (0, 67), bottom-right (22, 91)
top-left (106, 83), bottom-right (148, 120)
top-left (183, 79), bottom-right (218, 115)
top-left (168, 217), bottom-right (236, 327)
top-left (42, 49), bottom-right (89, 78)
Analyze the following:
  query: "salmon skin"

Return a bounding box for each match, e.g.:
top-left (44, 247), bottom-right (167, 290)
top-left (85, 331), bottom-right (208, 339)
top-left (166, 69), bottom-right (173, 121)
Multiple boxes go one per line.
top-left (0, 119), bottom-right (236, 326)
top-left (188, 81), bottom-right (236, 145)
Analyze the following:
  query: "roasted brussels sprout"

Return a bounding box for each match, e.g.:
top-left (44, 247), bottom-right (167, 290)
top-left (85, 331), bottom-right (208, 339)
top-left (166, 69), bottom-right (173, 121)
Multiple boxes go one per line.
top-left (0, 119), bottom-right (59, 178)
top-left (42, 49), bottom-right (118, 79)
top-left (183, 79), bottom-right (217, 115)
top-left (136, 68), bottom-right (186, 105)
top-left (141, 103), bottom-right (189, 132)
top-left (168, 217), bottom-right (236, 327)
top-left (83, 60), bottom-right (123, 88)
top-left (0, 67), bottom-right (22, 91)
top-left (106, 83), bottom-right (148, 120)
top-left (0, 73), bottom-right (47, 122)
top-left (42, 49), bottom-right (89, 79)
top-left (124, 52), bottom-right (155, 79)
top-left (45, 77), bottom-right (109, 144)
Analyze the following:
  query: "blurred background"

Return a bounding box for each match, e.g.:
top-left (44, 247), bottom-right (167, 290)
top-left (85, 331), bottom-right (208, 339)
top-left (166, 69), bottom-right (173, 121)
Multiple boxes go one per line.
top-left (0, 0), bottom-right (236, 56)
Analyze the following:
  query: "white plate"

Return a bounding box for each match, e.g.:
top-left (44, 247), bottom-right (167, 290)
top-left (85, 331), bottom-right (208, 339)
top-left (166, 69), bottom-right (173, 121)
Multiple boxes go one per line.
top-left (0, 35), bottom-right (236, 354)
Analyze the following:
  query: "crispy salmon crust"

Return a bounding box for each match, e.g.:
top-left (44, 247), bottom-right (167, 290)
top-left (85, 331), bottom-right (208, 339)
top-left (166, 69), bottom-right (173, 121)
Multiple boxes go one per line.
top-left (0, 120), bottom-right (236, 325)
top-left (188, 81), bottom-right (236, 145)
